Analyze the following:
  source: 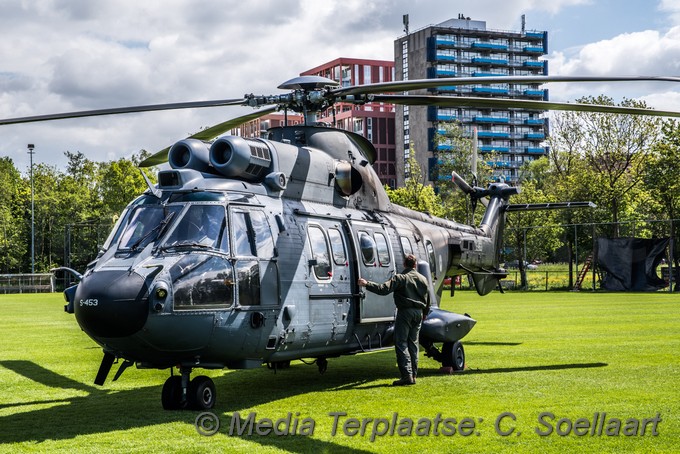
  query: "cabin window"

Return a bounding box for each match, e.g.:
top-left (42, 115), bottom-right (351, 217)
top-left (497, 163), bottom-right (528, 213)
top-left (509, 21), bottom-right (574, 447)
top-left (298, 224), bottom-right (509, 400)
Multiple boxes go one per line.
top-left (308, 225), bottom-right (332, 279)
top-left (232, 211), bottom-right (255, 256)
top-left (328, 228), bottom-right (347, 265)
top-left (359, 231), bottom-right (376, 265)
top-left (400, 236), bottom-right (413, 257)
top-left (231, 209), bottom-right (274, 257)
top-left (375, 232), bottom-right (390, 266)
top-left (426, 240), bottom-right (436, 277)
top-left (249, 211), bottom-right (275, 257)
top-left (170, 254), bottom-right (233, 309)
top-left (236, 260), bottom-right (260, 305)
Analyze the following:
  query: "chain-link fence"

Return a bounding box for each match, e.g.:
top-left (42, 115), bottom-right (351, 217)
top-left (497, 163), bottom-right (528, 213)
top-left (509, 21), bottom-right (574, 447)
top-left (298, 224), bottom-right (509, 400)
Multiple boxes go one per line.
top-left (502, 219), bottom-right (678, 292)
top-left (0, 274), bottom-right (55, 294)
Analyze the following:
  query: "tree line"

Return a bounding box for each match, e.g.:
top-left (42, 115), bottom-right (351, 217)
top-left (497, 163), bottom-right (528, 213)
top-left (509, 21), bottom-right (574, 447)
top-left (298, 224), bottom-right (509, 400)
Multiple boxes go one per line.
top-left (0, 150), bottom-right (153, 274)
top-left (2, 97), bottom-right (679, 283)
top-left (387, 97), bottom-right (680, 288)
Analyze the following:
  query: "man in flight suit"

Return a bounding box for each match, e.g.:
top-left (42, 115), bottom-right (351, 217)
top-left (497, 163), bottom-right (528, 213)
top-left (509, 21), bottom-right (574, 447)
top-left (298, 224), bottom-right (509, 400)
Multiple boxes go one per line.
top-left (358, 254), bottom-right (430, 386)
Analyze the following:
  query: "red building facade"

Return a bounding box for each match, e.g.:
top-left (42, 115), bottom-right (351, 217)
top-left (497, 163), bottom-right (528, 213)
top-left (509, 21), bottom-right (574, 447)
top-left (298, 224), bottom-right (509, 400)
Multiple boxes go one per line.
top-left (301, 58), bottom-right (397, 188)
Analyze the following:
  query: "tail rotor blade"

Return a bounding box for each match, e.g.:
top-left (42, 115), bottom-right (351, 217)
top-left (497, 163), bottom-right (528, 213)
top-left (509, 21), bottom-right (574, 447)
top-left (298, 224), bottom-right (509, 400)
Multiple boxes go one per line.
top-left (451, 171), bottom-right (475, 195)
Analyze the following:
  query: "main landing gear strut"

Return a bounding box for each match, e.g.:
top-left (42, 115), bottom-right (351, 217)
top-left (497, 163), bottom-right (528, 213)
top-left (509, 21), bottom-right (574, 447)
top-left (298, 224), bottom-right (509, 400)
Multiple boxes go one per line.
top-left (161, 367), bottom-right (216, 410)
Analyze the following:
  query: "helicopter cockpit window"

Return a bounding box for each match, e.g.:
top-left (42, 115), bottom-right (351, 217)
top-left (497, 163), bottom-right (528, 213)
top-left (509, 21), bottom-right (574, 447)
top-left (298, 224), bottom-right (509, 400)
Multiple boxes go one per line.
top-left (400, 236), bottom-right (413, 257)
top-left (163, 204), bottom-right (227, 250)
top-left (104, 194), bottom-right (159, 250)
top-left (170, 254), bottom-right (234, 309)
top-left (375, 232), bottom-right (391, 266)
top-left (359, 231), bottom-right (376, 266)
top-left (328, 228), bottom-right (347, 266)
top-left (118, 204), bottom-right (182, 251)
top-left (307, 225), bottom-right (332, 280)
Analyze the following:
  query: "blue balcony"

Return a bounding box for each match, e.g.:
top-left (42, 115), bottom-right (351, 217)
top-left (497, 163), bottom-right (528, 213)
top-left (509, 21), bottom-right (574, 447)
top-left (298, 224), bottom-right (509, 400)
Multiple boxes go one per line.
top-left (526, 147), bottom-right (546, 154)
top-left (436, 69), bottom-right (456, 76)
top-left (436, 54), bottom-right (456, 62)
top-left (436, 38), bottom-right (457, 47)
top-left (437, 114), bottom-right (456, 121)
top-left (523, 60), bottom-right (545, 68)
top-left (437, 144), bottom-right (454, 151)
top-left (477, 131), bottom-right (510, 138)
top-left (472, 57), bottom-right (508, 66)
top-left (473, 87), bottom-right (509, 95)
top-left (524, 89), bottom-right (546, 97)
top-left (473, 116), bottom-right (509, 123)
top-left (472, 42), bottom-right (508, 51)
top-left (525, 133), bottom-right (545, 140)
top-left (523, 46), bottom-right (545, 53)
top-left (526, 31), bottom-right (545, 39)
top-left (524, 118), bottom-right (544, 125)
top-left (438, 86), bottom-right (457, 92)
top-left (472, 72), bottom-right (507, 77)
top-left (480, 146), bottom-right (510, 152)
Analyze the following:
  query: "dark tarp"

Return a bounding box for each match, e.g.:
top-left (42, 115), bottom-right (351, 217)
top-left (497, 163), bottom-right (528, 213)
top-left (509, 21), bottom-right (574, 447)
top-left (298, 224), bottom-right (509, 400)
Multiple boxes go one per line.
top-left (596, 237), bottom-right (669, 291)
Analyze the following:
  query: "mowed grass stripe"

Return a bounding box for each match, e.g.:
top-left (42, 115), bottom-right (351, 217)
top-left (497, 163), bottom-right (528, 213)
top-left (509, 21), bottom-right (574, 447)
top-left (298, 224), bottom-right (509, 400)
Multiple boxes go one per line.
top-left (0, 291), bottom-right (677, 453)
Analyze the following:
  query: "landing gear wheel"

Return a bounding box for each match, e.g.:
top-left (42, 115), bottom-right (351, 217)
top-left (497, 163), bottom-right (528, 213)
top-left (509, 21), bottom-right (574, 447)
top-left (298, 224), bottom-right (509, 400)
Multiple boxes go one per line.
top-left (161, 376), bottom-right (183, 410)
top-left (442, 341), bottom-right (465, 371)
top-left (187, 375), bottom-right (216, 410)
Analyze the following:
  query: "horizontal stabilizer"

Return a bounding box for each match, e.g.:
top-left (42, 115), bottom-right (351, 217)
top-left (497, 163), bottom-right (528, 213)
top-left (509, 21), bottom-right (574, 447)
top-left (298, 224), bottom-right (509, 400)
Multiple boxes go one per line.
top-left (506, 201), bottom-right (595, 212)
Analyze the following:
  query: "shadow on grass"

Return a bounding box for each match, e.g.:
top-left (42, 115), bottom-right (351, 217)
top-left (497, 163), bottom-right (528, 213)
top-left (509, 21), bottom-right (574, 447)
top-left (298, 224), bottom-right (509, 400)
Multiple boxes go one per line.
top-left (457, 362), bottom-right (608, 375)
top-left (463, 341), bottom-right (523, 346)
top-left (0, 357), bottom-right (608, 451)
top-left (0, 358), bottom-right (390, 452)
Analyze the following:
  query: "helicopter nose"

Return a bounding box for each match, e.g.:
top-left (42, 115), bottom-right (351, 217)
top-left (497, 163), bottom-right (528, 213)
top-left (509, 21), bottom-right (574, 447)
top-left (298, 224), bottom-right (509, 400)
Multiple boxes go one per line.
top-left (74, 270), bottom-right (149, 338)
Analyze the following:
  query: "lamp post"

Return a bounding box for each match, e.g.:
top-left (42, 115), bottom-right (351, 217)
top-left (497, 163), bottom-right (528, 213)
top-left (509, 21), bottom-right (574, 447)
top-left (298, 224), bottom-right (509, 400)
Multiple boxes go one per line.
top-left (27, 144), bottom-right (35, 275)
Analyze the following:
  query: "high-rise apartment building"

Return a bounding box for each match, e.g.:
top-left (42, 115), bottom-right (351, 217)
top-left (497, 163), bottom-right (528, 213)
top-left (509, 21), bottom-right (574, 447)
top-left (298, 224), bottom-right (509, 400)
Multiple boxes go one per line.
top-left (394, 17), bottom-right (548, 186)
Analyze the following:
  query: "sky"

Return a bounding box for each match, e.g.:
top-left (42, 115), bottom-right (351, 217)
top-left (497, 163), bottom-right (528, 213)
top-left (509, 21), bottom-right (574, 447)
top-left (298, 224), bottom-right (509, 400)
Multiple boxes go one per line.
top-left (3, 0), bottom-right (680, 173)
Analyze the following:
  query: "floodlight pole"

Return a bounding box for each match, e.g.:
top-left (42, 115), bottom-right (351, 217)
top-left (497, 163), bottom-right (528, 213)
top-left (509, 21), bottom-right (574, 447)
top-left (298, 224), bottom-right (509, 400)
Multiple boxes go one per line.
top-left (27, 144), bottom-right (35, 275)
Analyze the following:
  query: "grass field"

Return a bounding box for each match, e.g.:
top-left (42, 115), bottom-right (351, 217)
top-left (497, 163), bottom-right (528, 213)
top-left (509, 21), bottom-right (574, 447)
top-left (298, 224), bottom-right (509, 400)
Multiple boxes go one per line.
top-left (0, 291), bottom-right (678, 453)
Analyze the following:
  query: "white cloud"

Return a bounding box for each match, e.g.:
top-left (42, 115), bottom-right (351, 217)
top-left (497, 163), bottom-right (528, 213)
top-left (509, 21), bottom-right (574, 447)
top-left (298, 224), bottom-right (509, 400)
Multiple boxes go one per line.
top-left (0, 0), bottom-right (673, 171)
top-left (546, 24), bottom-right (680, 107)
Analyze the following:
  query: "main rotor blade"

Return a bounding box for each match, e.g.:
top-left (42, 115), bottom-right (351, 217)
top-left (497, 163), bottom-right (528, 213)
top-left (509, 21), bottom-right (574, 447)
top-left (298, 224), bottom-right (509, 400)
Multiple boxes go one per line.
top-left (0, 98), bottom-right (249, 126)
top-left (138, 106), bottom-right (278, 168)
top-left (368, 94), bottom-right (680, 117)
top-left (331, 75), bottom-right (680, 97)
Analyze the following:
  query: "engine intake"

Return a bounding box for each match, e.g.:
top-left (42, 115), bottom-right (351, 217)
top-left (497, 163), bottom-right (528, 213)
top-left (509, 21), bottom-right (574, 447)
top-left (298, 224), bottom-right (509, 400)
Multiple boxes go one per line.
top-left (210, 136), bottom-right (272, 181)
top-left (168, 139), bottom-right (211, 173)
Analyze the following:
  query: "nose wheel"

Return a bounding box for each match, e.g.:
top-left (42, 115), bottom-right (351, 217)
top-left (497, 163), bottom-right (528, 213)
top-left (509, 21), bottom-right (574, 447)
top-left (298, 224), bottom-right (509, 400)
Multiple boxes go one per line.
top-left (161, 368), bottom-right (216, 410)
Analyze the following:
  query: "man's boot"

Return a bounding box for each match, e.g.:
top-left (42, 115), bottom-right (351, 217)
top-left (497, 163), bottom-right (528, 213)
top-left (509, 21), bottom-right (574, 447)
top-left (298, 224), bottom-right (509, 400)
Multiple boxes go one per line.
top-left (392, 376), bottom-right (415, 386)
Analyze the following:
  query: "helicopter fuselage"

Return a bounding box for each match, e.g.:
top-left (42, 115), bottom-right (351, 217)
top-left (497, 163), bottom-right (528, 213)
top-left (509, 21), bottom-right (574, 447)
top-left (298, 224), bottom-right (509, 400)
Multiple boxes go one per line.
top-left (66, 125), bottom-right (510, 394)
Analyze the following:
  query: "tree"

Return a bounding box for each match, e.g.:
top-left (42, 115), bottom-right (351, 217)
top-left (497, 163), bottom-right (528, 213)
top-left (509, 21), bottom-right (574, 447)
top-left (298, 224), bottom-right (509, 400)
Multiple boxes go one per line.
top-left (431, 122), bottom-right (495, 224)
top-left (505, 171), bottom-right (563, 289)
top-left (645, 120), bottom-right (680, 274)
top-left (0, 157), bottom-right (25, 273)
top-left (385, 149), bottom-right (443, 217)
top-left (543, 96), bottom-right (661, 285)
top-left (567, 96), bottom-right (661, 236)
top-left (98, 154), bottom-right (154, 217)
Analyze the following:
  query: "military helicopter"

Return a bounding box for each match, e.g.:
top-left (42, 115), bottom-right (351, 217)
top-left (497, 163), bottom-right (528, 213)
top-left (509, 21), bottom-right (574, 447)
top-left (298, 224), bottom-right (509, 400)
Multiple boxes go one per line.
top-left (3, 74), bottom-right (680, 411)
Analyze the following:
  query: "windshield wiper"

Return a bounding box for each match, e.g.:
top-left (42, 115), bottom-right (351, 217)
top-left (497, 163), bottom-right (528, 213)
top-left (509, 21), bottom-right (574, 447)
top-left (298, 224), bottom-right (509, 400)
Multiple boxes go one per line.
top-left (160, 241), bottom-right (214, 252)
top-left (129, 211), bottom-right (176, 252)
